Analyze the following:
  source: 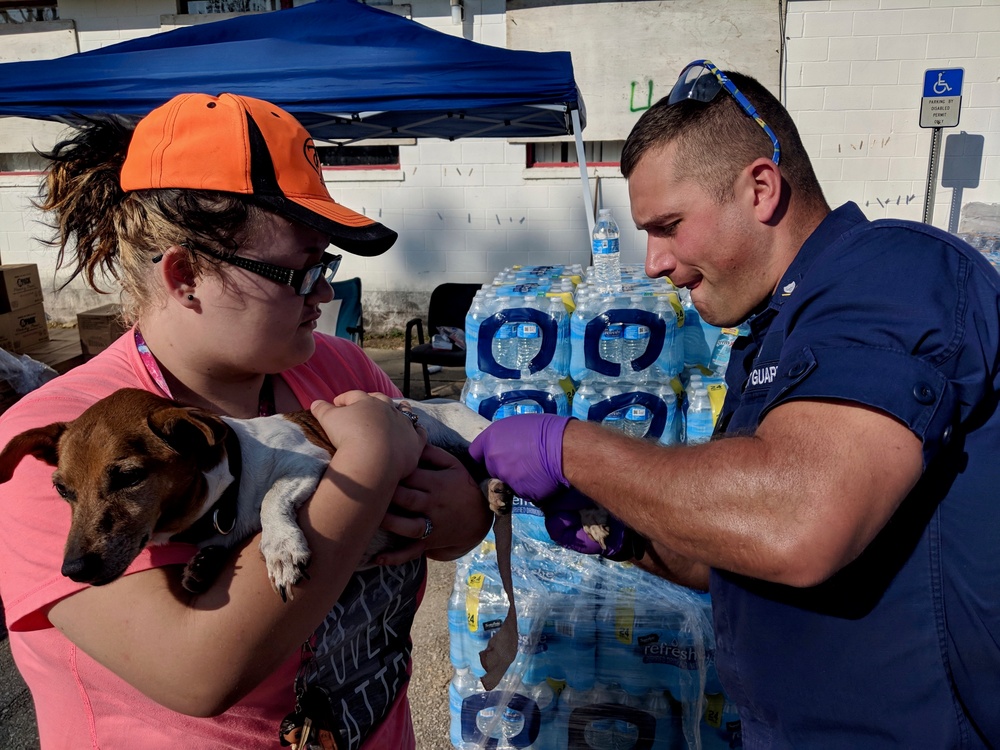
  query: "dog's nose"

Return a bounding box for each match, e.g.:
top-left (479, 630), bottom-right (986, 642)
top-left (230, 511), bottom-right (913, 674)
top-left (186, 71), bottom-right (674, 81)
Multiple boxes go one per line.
top-left (61, 554), bottom-right (104, 583)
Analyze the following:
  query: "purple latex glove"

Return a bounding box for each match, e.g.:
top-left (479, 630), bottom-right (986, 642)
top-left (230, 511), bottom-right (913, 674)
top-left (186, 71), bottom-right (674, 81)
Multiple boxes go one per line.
top-left (468, 413), bottom-right (573, 503)
top-left (543, 488), bottom-right (647, 561)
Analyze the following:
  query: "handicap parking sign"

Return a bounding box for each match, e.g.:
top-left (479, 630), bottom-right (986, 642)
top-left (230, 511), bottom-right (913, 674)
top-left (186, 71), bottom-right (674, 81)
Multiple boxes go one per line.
top-left (923, 68), bottom-right (964, 98)
top-left (920, 68), bottom-right (963, 128)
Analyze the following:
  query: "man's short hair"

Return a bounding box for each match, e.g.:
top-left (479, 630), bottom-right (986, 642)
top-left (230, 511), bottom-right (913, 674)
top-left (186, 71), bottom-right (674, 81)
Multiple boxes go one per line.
top-left (621, 70), bottom-right (826, 210)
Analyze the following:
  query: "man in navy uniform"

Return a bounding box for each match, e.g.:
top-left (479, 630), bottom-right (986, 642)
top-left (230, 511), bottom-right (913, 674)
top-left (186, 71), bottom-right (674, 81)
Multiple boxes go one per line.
top-left (471, 60), bottom-right (1000, 748)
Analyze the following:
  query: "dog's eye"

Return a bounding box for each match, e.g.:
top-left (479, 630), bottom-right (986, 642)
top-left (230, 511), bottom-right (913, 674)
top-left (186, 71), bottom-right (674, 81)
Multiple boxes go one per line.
top-left (53, 481), bottom-right (70, 499)
top-left (108, 466), bottom-right (148, 491)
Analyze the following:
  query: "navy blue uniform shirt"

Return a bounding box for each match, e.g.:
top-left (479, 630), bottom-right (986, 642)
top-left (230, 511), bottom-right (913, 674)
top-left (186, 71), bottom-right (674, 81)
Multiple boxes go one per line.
top-left (712, 203), bottom-right (1000, 748)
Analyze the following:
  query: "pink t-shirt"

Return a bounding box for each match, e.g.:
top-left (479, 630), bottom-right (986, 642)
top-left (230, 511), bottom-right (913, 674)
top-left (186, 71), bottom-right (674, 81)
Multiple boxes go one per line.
top-left (0, 331), bottom-right (417, 749)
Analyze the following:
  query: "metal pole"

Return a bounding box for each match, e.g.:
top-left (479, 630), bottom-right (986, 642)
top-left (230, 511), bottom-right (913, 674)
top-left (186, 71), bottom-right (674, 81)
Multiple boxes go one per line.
top-left (922, 126), bottom-right (942, 225)
top-left (571, 108), bottom-right (596, 235)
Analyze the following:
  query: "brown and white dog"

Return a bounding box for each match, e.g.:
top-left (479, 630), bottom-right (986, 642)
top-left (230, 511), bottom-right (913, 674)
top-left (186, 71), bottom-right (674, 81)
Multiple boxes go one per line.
top-left (0, 387), bottom-right (500, 600)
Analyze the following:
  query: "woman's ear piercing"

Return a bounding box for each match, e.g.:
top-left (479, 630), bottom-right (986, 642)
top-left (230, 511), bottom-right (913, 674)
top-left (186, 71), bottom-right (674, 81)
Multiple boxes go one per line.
top-left (187, 294), bottom-right (194, 301)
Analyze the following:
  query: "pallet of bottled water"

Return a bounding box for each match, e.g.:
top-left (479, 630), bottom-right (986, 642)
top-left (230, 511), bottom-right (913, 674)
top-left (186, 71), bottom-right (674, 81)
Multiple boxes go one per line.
top-left (463, 266), bottom-right (579, 421)
top-left (447, 513), bottom-right (742, 749)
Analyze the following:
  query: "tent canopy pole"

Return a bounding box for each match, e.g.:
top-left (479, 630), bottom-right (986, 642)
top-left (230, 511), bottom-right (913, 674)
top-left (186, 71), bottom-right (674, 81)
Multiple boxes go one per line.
top-left (572, 108), bottom-right (595, 236)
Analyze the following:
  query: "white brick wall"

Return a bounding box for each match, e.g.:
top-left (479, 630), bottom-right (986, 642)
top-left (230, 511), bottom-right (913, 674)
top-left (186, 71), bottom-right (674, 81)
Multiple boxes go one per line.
top-left (786, 0), bottom-right (1000, 226)
top-left (1, 0), bottom-right (998, 325)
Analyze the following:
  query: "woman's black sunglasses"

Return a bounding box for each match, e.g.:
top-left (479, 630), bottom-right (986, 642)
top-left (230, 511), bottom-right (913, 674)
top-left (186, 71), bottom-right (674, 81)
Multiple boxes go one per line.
top-left (154, 243), bottom-right (342, 296)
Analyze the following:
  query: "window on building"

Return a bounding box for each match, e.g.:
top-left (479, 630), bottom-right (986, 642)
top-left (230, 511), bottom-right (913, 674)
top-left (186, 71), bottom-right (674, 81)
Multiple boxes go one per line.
top-left (526, 140), bottom-right (623, 168)
top-left (316, 145), bottom-right (400, 170)
top-left (0, 153), bottom-right (47, 173)
top-left (180, 0), bottom-right (313, 13)
top-left (0, 1), bottom-right (57, 23)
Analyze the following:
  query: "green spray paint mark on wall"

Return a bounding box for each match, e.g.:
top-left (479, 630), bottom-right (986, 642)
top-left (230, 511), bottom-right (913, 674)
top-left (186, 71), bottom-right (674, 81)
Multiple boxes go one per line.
top-left (630, 80), bottom-right (654, 112)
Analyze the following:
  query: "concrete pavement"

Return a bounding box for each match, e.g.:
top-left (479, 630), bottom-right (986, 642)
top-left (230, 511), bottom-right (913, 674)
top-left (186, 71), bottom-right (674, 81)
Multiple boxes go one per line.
top-left (0, 347), bottom-right (468, 749)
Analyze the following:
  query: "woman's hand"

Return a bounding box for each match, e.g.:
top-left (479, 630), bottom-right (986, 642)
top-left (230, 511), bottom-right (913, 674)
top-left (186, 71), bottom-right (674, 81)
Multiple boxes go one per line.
top-left (311, 391), bottom-right (427, 483)
top-left (375, 444), bottom-right (493, 565)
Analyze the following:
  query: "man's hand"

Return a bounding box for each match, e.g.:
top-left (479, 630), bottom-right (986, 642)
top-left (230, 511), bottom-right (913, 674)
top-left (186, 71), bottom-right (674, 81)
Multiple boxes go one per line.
top-left (543, 488), bottom-right (646, 562)
top-left (468, 413), bottom-right (573, 503)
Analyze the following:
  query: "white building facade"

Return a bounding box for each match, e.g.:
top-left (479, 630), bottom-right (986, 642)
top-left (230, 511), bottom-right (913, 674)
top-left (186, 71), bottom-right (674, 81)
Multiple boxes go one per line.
top-left (1, 0), bottom-right (998, 328)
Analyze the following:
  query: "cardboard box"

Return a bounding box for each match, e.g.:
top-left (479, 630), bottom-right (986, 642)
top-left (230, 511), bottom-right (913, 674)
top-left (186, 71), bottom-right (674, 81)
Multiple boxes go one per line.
top-left (0, 264), bottom-right (45, 314)
top-left (0, 302), bottom-right (49, 353)
top-left (77, 303), bottom-right (127, 358)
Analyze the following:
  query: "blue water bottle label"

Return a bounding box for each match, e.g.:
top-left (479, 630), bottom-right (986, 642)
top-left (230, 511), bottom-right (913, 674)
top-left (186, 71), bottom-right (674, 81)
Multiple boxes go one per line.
top-left (624, 324), bottom-right (650, 341)
top-left (518, 322), bottom-right (540, 339)
top-left (495, 404), bottom-right (519, 420)
top-left (603, 411), bottom-right (624, 427)
top-left (601, 323), bottom-right (624, 341)
top-left (592, 238), bottom-right (620, 255)
top-left (627, 405), bottom-right (649, 420)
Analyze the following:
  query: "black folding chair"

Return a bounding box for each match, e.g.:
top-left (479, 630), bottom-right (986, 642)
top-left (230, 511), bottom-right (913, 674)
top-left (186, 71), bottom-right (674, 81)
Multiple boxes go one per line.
top-left (403, 283), bottom-right (481, 398)
top-left (320, 277), bottom-right (365, 346)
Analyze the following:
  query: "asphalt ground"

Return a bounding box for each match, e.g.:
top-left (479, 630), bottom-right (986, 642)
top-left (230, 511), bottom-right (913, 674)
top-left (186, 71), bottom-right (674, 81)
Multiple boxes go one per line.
top-left (0, 348), bottom-right (467, 749)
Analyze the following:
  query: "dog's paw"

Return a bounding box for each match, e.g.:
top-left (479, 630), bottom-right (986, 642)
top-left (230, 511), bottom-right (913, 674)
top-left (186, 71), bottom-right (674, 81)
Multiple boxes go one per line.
top-left (182, 545), bottom-right (231, 594)
top-left (260, 530), bottom-right (312, 602)
top-left (486, 478), bottom-right (513, 515)
top-left (579, 507), bottom-right (611, 551)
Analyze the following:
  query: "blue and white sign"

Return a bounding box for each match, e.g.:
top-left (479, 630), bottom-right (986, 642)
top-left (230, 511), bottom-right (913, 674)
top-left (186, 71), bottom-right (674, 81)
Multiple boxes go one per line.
top-left (920, 68), bottom-right (964, 128)
top-left (923, 68), bottom-right (964, 98)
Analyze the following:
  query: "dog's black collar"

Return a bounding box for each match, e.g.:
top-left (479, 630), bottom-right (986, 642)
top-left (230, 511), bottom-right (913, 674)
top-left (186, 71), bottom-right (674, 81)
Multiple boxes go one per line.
top-left (170, 430), bottom-right (242, 545)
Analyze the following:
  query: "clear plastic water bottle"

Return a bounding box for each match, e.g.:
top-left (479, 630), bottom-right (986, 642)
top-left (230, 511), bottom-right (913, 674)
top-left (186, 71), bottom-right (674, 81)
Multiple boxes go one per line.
top-left (708, 322), bottom-right (749, 377)
top-left (545, 380), bottom-right (571, 417)
top-left (464, 290), bottom-right (488, 379)
top-left (561, 598), bottom-right (597, 691)
top-left (572, 381), bottom-right (597, 421)
top-left (623, 403), bottom-right (652, 439)
top-left (598, 300), bottom-right (624, 367)
top-left (645, 689), bottom-right (681, 750)
top-left (685, 376), bottom-right (714, 445)
top-left (467, 565), bottom-right (508, 680)
top-left (547, 295), bottom-right (569, 377)
top-left (448, 666), bottom-right (482, 748)
top-left (702, 693), bottom-right (744, 750)
top-left (653, 294), bottom-right (682, 377)
top-left (463, 376), bottom-right (493, 419)
top-left (492, 296), bottom-right (522, 371)
top-left (655, 384), bottom-right (680, 446)
top-left (523, 677), bottom-right (557, 749)
top-left (555, 683), bottom-right (595, 749)
top-left (592, 208), bottom-right (622, 294)
top-left (448, 573), bottom-right (470, 670)
top-left (622, 322), bottom-right (651, 368)
top-left (599, 385), bottom-right (624, 433)
top-left (492, 321), bottom-right (518, 370)
top-left (516, 296), bottom-right (542, 375)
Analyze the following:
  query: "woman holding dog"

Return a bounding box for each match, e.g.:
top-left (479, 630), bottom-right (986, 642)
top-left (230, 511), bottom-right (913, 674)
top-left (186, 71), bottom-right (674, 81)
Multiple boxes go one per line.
top-left (0, 93), bottom-right (492, 749)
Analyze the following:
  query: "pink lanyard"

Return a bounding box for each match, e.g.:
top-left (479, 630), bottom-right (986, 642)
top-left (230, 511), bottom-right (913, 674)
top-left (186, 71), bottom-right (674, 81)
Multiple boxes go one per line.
top-left (134, 329), bottom-right (275, 416)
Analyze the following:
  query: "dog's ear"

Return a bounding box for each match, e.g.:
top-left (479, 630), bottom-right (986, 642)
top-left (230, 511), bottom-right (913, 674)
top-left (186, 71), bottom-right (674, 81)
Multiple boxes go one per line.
top-left (0, 422), bottom-right (67, 483)
top-left (148, 406), bottom-right (229, 455)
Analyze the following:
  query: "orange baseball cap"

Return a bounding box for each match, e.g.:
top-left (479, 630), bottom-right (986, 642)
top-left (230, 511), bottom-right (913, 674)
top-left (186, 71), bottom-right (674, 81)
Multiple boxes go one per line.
top-left (120, 93), bottom-right (397, 256)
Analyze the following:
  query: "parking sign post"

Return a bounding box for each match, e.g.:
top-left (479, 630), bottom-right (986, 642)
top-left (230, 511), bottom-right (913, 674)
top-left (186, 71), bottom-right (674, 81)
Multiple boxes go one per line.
top-left (920, 68), bottom-right (964, 225)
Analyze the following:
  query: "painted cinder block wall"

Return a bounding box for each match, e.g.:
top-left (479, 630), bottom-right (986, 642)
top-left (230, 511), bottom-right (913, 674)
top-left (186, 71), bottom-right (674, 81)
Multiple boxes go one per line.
top-left (0, 0), bottom-right (997, 331)
top-left (784, 0), bottom-right (1000, 233)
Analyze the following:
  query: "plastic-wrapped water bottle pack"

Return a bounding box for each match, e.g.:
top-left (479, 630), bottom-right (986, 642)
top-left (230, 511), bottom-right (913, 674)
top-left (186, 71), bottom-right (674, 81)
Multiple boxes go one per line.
top-left (446, 522), bottom-right (742, 749)
top-left (449, 263), bottom-right (751, 748)
top-left (463, 265), bottom-right (580, 421)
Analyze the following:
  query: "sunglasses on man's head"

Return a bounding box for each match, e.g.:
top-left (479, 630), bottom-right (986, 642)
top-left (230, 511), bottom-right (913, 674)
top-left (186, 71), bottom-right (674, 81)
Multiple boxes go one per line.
top-left (667, 59), bottom-right (781, 166)
top-left (164, 242), bottom-right (342, 296)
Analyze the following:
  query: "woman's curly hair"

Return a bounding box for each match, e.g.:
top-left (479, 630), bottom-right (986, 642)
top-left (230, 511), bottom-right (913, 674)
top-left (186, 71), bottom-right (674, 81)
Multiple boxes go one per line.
top-left (36, 115), bottom-right (265, 322)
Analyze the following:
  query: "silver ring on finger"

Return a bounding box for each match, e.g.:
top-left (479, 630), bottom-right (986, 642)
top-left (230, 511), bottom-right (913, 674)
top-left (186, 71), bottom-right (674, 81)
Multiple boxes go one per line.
top-left (396, 403), bottom-right (420, 428)
top-left (421, 517), bottom-right (433, 539)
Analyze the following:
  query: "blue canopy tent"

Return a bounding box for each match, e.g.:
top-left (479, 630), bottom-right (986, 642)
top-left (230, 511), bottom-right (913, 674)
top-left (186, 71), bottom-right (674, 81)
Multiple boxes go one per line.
top-left (0, 0), bottom-right (595, 225)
